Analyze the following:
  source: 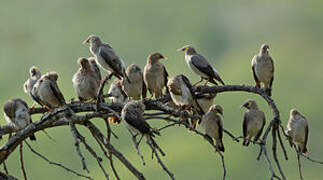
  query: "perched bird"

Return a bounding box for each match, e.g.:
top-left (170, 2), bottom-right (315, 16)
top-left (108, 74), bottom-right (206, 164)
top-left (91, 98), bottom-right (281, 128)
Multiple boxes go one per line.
top-left (251, 44), bottom-right (274, 96)
top-left (121, 64), bottom-right (147, 100)
top-left (88, 57), bottom-right (102, 84)
top-left (72, 57), bottom-right (99, 102)
top-left (241, 99), bottom-right (266, 146)
top-left (107, 79), bottom-right (127, 124)
top-left (191, 92), bottom-right (216, 128)
top-left (83, 35), bottom-right (129, 81)
top-left (121, 100), bottom-right (159, 138)
top-left (3, 98), bottom-right (36, 141)
top-left (143, 52), bottom-right (168, 98)
top-left (286, 109), bottom-right (309, 154)
top-left (31, 71), bottom-right (66, 110)
top-left (200, 104), bottom-right (224, 152)
top-left (167, 74), bottom-right (203, 113)
top-left (178, 45), bottom-right (225, 86)
top-left (23, 66), bottom-right (41, 99)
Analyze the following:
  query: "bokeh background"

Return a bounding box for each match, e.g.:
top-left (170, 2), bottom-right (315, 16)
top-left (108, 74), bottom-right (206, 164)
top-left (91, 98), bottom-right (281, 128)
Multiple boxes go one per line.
top-left (1, 0), bottom-right (323, 179)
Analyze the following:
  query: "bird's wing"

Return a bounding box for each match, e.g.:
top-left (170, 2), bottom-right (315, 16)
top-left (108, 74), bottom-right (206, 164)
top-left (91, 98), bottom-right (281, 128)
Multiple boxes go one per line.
top-left (31, 84), bottom-right (46, 107)
top-left (251, 56), bottom-right (260, 84)
top-left (100, 46), bottom-right (123, 76)
top-left (23, 80), bottom-right (29, 93)
top-left (3, 100), bottom-right (16, 119)
top-left (142, 80), bottom-right (147, 98)
top-left (304, 122), bottom-right (309, 149)
top-left (268, 56), bottom-right (275, 89)
top-left (191, 55), bottom-right (216, 78)
top-left (49, 81), bottom-right (66, 105)
top-left (16, 99), bottom-right (28, 109)
top-left (254, 112), bottom-right (266, 142)
top-left (125, 110), bottom-right (151, 134)
top-left (243, 112), bottom-right (248, 138)
top-left (181, 75), bottom-right (204, 114)
top-left (217, 115), bottom-right (223, 140)
top-left (163, 65), bottom-right (169, 94)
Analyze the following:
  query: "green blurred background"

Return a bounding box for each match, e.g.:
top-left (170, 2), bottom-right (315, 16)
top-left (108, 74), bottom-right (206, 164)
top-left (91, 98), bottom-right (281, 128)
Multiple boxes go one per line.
top-left (1, 0), bottom-right (323, 179)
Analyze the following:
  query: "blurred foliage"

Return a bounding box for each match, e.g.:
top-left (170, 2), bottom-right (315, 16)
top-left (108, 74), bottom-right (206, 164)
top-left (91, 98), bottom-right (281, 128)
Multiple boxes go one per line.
top-left (0, 0), bottom-right (323, 179)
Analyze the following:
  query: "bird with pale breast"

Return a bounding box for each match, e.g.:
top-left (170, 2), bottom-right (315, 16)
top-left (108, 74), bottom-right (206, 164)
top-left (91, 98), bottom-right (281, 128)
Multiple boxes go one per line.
top-left (200, 104), bottom-right (224, 152)
top-left (286, 109), bottom-right (309, 154)
top-left (88, 57), bottom-right (102, 85)
top-left (83, 35), bottom-right (129, 82)
top-left (121, 64), bottom-right (147, 100)
top-left (143, 52), bottom-right (168, 98)
top-left (251, 44), bottom-right (274, 96)
top-left (31, 71), bottom-right (66, 110)
top-left (72, 57), bottom-right (99, 102)
top-left (191, 92), bottom-right (216, 129)
top-left (3, 98), bottom-right (36, 141)
top-left (241, 99), bottom-right (266, 146)
top-left (178, 45), bottom-right (225, 86)
top-left (23, 66), bottom-right (41, 106)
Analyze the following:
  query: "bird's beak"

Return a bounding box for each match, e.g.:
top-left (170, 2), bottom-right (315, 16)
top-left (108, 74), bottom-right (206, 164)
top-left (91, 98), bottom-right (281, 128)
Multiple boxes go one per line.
top-left (177, 47), bottom-right (184, 52)
top-left (162, 56), bottom-right (168, 60)
top-left (83, 37), bottom-right (91, 45)
top-left (220, 112), bottom-right (224, 117)
top-left (240, 103), bottom-right (247, 109)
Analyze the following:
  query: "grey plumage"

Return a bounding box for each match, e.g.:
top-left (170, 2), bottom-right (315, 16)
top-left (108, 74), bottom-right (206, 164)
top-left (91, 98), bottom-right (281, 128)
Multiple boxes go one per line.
top-left (72, 57), bottom-right (99, 101)
top-left (195, 92), bottom-right (216, 113)
top-left (107, 79), bottom-right (128, 104)
top-left (167, 75), bottom-right (194, 107)
top-left (88, 57), bottom-right (102, 84)
top-left (121, 64), bottom-right (147, 100)
top-left (178, 45), bottom-right (225, 86)
top-left (241, 99), bottom-right (266, 146)
top-left (143, 52), bottom-right (168, 98)
top-left (251, 44), bottom-right (274, 96)
top-left (286, 109), bottom-right (309, 154)
top-left (200, 104), bottom-right (224, 152)
top-left (3, 98), bottom-right (36, 140)
top-left (31, 71), bottom-right (66, 110)
top-left (23, 66), bottom-right (41, 98)
top-left (83, 35), bottom-right (129, 81)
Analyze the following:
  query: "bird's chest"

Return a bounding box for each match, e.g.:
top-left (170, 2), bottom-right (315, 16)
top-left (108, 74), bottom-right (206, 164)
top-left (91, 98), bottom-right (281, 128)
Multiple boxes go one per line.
top-left (247, 113), bottom-right (263, 135)
top-left (170, 84), bottom-right (192, 106)
top-left (289, 119), bottom-right (306, 143)
top-left (254, 59), bottom-right (272, 81)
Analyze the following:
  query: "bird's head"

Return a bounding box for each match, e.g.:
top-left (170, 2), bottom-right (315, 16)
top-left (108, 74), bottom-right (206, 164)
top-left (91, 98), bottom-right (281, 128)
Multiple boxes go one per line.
top-left (88, 57), bottom-right (97, 64)
top-left (260, 44), bottom-right (270, 54)
top-left (241, 99), bottom-right (257, 110)
top-left (148, 52), bottom-right (167, 63)
top-left (29, 66), bottom-right (40, 77)
top-left (209, 104), bottom-right (223, 116)
top-left (77, 57), bottom-right (90, 69)
top-left (83, 35), bottom-right (101, 45)
top-left (126, 64), bottom-right (141, 75)
top-left (177, 45), bottom-right (196, 55)
top-left (133, 100), bottom-right (145, 111)
top-left (44, 71), bottom-right (58, 81)
top-left (290, 109), bottom-right (300, 116)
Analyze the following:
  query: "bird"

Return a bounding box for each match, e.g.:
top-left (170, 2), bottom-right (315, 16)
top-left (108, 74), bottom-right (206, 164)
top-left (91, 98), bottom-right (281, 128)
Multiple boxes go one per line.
top-left (121, 64), bottom-right (147, 100)
top-left (178, 45), bottom-right (225, 86)
top-left (83, 35), bottom-right (129, 82)
top-left (23, 66), bottom-right (41, 104)
top-left (88, 57), bottom-right (102, 84)
top-left (106, 79), bottom-right (128, 124)
top-left (121, 100), bottom-right (160, 146)
top-left (286, 109), bottom-right (309, 154)
top-left (72, 57), bottom-right (99, 102)
top-left (200, 104), bottom-right (224, 152)
top-left (143, 52), bottom-right (168, 98)
top-left (3, 98), bottom-right (36, 141)
top-left (191, 92), bottom-right (216, 129)
top-left (241, 99), bottom-right (266, 146)
top-left (251, 44), bottom-right (274, 96)
top-left (31, 71), bottom-right (66, 110)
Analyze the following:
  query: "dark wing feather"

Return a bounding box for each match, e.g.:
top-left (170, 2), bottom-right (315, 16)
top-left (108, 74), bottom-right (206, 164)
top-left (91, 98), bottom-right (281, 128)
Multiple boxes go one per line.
top-left (100, 47), bottom-right (124, 78)
top-left (3, 100), bottom-right (16, 119)
top-left (243, 113), bottom-right (248, 138)
top-left (125, 110), bottom-right (151, 134)
top-left (304, 121), bottom-right (309, 151)
top-left (191, 55), bottom-right (216, 78)
top-left (142, 80), bottom-right (147, 98)
top-left (163, 65), bottom-right (169, 94)
top-left (31, 86), bottom-right (45, 107)
top-left (252, 65), bottom-right (260, 85)
top-left (49, 82), bottom-right (66, 105)
top-left (217, 116), bottom-right (223, 140)
top-left (254, 113), bottom-right (266, 142)
top-left (181, 75), bottom-right (204, 114)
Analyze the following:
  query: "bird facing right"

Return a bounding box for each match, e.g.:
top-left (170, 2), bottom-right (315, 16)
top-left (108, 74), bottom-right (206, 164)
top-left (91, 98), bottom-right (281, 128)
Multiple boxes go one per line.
top-left (72, 57), bottom-right (99, 102)
top-left (241, 99), bottom-right (266, 146)
top-left (251, 44), bottom-right (274, 96)
top-left (286, 109), bottom-right (309, 154)
top-left (3, 98), bottom-right (36, 141)
top-left (200, 104), bottom-right (225, 152)
top-left (143, 52), bottom-right (168, 98)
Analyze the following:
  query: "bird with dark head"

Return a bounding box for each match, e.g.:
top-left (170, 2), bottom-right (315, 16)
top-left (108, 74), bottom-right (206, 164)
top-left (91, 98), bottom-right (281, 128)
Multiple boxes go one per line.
top-left (286, 109), bottom-right (309, 154)
top-left (3, 98), bottom-right (36, 141)
top-left (72, 57), bottom-right (99, 102)
top-left (143, 52), bottom-right (169, 98)
top-left (251, 44), bottom-right (274, 96)
top-left (178, 45), bottom-right (225, 86)
top-left (31, 71), bottom-right (66, 110)
top-left (24, 66), bottom-right (42, 101)
top-left (241, 99), bottom-right (266, 146)
top-left (83, 35), bottom-right (129, 82)
top-left (122, 64), bottom-right (147, 100)
top-left (200, 104), bottom-right (224, 152)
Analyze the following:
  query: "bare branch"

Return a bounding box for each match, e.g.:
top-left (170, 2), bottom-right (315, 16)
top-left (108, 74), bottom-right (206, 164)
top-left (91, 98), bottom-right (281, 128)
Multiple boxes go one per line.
top-left (19, 143), bottom-right (27, 180)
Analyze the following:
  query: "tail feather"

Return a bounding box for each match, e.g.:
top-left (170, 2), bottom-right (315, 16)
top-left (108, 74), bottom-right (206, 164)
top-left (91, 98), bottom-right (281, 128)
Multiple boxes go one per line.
top-left (243, 139), bottom-right (250, 147)
top-left (208, 78), bottom-right (218, 86)
top-left (218, 139), bottom-right (225, 152)
top-left (29, 133), bottom-right (36, 141)
top-left (301, 145), bottom-right (308, 154)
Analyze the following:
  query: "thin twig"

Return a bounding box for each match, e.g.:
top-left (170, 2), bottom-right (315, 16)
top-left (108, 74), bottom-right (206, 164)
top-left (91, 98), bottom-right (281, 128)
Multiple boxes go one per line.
top-left (223, 129), bottom-right (239, 142)
top-left (272, 125), bottom-right (286, 180)
top-left (19, 143), bottom-right (27, 180)
top-left (218, 151), bottom-right (226, 180)
top-left (25, 141), bottom-right (93, 180)
top-left (294, 146), bottom-right (304, 180)
top-left (128, 130), bottom-right (146, 165)
top-left (277, 127), bottom-right (288, 160)
top-left (3, 161), bottom-right (8, 175)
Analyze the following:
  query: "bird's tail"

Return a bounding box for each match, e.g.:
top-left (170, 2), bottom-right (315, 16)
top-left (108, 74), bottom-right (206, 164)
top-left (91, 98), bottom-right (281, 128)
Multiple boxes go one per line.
top-left (108, 116), bottom-right (122, 124)
top-left (301, 146), bottom-right (308, 154)
top-left (243, 138), bottom-right (250, 147)
top-left (29, 133), bottom-right (36, 141)
top-left (208, 78), bottom-right (218, 86)
top-left (217, 139), bottom-right (225, 152)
